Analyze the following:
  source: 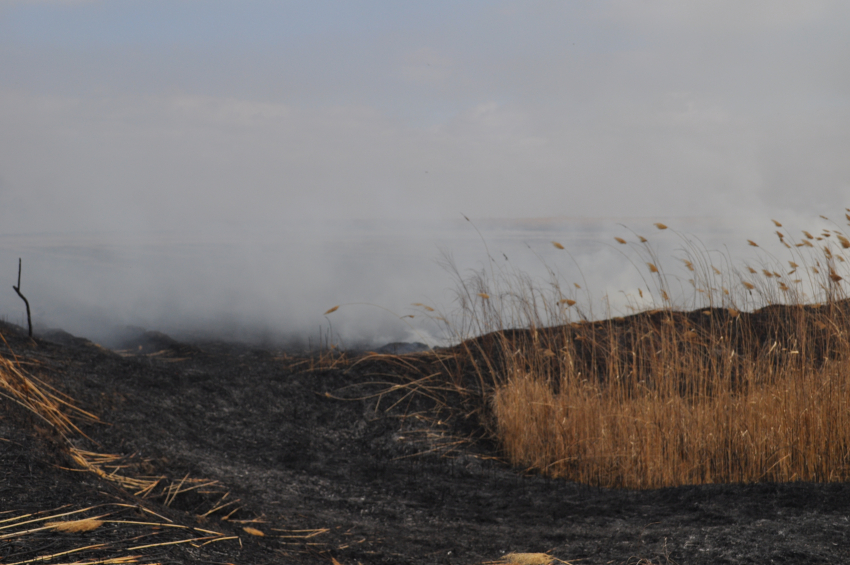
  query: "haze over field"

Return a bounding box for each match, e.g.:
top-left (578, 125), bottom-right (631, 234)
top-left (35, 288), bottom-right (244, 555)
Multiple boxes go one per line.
top-left (1, 1), bottom-right (849, 346)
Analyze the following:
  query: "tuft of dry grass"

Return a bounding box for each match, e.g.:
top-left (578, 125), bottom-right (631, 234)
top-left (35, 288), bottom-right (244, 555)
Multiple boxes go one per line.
top-left (0, 336), bottom-right (100, 441)
top-left (482, 552), bottom-right (572, 565)
top-left (47, 518), bottom-right (104, 533)
top-left (0, 504), bottom-right (239, 563)
top-left (0, 337), bottom-right (242, 518)
top-left (431, 212), bottom-right (850, 488)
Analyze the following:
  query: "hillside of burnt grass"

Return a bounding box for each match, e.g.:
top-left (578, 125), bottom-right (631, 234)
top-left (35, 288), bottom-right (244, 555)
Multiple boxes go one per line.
top-left (3, 316), bottom-right (850, 564)
top-left (445, 298), bottom-right (850, 389)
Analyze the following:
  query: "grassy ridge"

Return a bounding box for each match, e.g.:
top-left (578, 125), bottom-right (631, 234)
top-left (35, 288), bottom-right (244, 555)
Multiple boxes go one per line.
top-left (429, 212), bottom-right (850, 488)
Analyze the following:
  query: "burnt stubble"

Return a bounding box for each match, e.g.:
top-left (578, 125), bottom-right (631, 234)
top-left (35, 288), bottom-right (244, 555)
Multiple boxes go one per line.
top-left (1, 320), bottom-right (849, 564)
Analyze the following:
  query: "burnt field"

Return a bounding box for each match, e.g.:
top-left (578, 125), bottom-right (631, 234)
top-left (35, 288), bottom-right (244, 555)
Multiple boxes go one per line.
top-left (2, 319), bottom-right (850, 565)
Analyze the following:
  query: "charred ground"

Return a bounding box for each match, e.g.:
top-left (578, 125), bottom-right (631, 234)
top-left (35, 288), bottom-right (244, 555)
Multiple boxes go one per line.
top-left (2, 318), bottom-right (850, 564)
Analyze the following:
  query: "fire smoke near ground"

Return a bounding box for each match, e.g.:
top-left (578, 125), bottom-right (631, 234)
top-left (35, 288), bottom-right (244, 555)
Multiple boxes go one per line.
top-left (1, 3), bottom-right (848, 347)
top-left (0, 215), bottom-right (822, 349)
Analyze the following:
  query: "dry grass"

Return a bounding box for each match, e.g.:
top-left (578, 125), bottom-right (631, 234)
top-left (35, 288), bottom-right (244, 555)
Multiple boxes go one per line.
top-left (47, 518), bottom-right (104, 533)
top-left (424, 211), bottom-right (850, 488)
top-left (0, 336), bottom-right (336, 560)
top-left (480, 552), bottom-right (574, 565)
top-left (491, 333), bottom-right (850, 487)
top-left (0, 352), bottom-right (241, 560)
top-left (0, 338), bottom-right (100, 441)
top-left (0, 503), bottom-right (240, 564)
top-left (0, 344), bottom-right (234, 513)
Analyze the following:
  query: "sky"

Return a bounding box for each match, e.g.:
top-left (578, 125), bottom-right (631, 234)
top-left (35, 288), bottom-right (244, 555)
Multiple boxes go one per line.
top-left (0, 1), bottom-right (849, 345)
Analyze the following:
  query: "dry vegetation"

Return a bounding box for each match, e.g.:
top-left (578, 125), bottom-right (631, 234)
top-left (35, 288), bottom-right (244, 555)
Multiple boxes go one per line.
top-left (0, 337), bottom-right (251, 563)
top-left (419, 211), bottom-right (850, 488)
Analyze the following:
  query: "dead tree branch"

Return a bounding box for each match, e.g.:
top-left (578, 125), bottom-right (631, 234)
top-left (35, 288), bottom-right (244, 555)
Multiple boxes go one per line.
top-left (12, 258), bottom-right (32, 338)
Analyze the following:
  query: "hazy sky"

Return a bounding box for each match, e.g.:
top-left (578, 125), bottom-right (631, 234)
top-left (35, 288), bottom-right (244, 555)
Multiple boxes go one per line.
top-left (0, 1), bottom-right (849, 344)
top-left (2, 0), bottom-right (849, 233)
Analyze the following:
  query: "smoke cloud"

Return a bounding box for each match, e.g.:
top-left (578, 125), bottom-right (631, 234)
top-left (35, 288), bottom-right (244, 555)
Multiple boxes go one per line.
top-left (1, 2), bottom-right (848, 346)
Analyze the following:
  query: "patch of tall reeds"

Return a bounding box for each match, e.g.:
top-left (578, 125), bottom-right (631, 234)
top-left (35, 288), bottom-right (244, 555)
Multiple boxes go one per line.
top-left (423, 212), bottom-right (850, 488)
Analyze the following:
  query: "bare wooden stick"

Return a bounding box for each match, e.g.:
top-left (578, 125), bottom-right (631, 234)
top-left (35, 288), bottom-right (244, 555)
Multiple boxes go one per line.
top-left (12, 258), bottom-right (32, 337)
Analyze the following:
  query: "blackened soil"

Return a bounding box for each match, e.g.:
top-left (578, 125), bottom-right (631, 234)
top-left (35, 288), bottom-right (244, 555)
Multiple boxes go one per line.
top-left (3, 321), bottom-right (850, 564)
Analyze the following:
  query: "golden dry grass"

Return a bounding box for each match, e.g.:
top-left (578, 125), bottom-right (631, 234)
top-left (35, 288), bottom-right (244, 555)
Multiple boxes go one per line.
top-left (482, 552), bottom-right (572, 565)
top-left (429, 211), bottom-right (850, 488)
top-left (0, 503), bottom-right (240, 564)
top-left (0, 337), bottom-right (236, 516)
top-left (47, 518), bottom-right (104, 533)
top-left (491, 344), bottom-right (850, 487)
top-left (0, 336), bottom-right (100, 441)
top-left (0, 337), bottom-right (338, 561)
